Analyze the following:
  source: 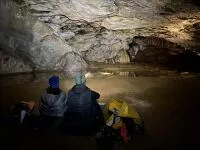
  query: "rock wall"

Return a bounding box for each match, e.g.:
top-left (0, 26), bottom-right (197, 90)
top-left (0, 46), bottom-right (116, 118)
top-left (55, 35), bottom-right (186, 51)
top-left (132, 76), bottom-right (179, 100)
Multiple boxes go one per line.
top-left (25, 0), bottom-right (200, 53)
top-left (1, 0), bottom-right (200, 74)
top-left (0, 51), bottom-right (32, 73)
top-left (0, 0), bottom-right (87, 75)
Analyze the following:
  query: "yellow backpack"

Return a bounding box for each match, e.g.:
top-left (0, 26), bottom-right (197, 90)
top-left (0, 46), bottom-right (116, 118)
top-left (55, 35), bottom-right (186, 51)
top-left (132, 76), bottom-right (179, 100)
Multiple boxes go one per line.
top-left (106, 99), bottom-right (143, 129)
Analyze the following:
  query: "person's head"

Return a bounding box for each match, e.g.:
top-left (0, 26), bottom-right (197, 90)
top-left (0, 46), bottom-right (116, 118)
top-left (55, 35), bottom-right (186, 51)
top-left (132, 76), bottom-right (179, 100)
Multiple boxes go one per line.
top-left (48, 75), bottom-right (59, 88)
top-left (74, 72), bottom-right (86, 85)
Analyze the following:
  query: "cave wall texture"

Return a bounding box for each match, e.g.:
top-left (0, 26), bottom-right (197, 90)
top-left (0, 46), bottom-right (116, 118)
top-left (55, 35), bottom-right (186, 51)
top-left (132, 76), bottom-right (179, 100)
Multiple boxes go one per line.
top-left (0, 0), bottom-right (200, 75)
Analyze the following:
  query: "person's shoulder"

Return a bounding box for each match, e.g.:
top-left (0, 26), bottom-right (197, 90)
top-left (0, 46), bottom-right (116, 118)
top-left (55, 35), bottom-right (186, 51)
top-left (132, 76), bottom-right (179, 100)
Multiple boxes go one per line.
top-left (69, 85), bottom-right (77, 90)
top-left (90, 89), bottom-right (99, 93)
top-left (60, 91), bottom-right (68, 96)
top-left (82, 84), bottom-right (90, 90)
top-left (91, 89), bottom-right (100, 97)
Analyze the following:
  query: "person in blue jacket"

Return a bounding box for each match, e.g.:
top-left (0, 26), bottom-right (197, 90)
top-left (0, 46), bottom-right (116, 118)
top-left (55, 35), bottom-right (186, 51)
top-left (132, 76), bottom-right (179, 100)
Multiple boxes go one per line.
top-left (63, 72), bottom-right (104, 134)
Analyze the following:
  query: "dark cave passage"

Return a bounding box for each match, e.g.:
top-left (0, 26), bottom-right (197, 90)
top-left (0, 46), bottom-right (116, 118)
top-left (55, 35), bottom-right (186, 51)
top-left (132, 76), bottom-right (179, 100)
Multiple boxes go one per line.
top-left (127, 36), bottom-right (200, 73)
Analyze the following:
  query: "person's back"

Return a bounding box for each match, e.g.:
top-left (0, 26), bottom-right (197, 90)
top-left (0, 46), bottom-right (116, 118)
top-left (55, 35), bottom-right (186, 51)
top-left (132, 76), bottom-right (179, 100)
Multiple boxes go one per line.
top-left (40, 87), bottom-right (66, 117)
top-left (64, 73), bottom-right (104, 134)
top-left (39, 75), bottom-right (67, 131)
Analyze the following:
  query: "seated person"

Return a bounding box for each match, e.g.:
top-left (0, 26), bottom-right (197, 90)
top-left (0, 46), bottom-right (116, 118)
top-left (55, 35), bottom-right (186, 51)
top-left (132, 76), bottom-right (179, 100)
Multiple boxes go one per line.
top-left (63, 72), bottom-right (104, 134)
top-left (10, 101), bottom-right (35, 124)
top-left (39, 75), bottom-right (67, 131)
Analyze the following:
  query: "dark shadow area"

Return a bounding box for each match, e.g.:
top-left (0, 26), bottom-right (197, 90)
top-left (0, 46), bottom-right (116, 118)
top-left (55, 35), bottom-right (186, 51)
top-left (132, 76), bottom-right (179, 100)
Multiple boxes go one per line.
top-left (159, 0), bottom-right (200, 16)
top-left (0, 105), bottom-right (146, 150)
top-left (189, 0), bottom-right (200, 7)
top-left (135, 48), bottom-right (200, 73)
top-left (134, 79), bottom-right (200, 150)
top-left (167, 50), bottom-right (200, 72)
top-left (190, 22), bottom-right (200, 51)
top-left (129, 36), bottom-right (200, 73)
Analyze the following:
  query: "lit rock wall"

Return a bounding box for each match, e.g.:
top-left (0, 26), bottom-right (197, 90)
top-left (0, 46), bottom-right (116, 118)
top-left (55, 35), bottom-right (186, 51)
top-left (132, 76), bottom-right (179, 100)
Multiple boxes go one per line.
top-left (1, 0), bottom-right (200, 74)
top-left (0, 0), bottom-right (87, 75)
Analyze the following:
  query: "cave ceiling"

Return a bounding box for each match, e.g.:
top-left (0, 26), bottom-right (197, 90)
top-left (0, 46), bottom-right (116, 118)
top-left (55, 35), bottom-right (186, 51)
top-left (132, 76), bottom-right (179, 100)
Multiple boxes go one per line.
top-left (23, 0), bottom-right (200, 50)
top-left (1, 0), bottom-right (200, 74)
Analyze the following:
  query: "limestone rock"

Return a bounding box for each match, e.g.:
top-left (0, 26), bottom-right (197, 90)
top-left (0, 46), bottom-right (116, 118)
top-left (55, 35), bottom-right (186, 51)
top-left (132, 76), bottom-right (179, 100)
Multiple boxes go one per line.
top-left (115, 50), bottom-right (130, 64)
top-left (55, 52), bottom-right (88, 77)
top-left (0, 0), bottom-right (75, 74)
top-left (23, 0), bottom-right (200, 55)
top-left (0, 51), bottom-right (32, 74)
top-left (56, 0), bottom-right (118, 22)
top-left (1, 0), bottom-right (200, 74)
